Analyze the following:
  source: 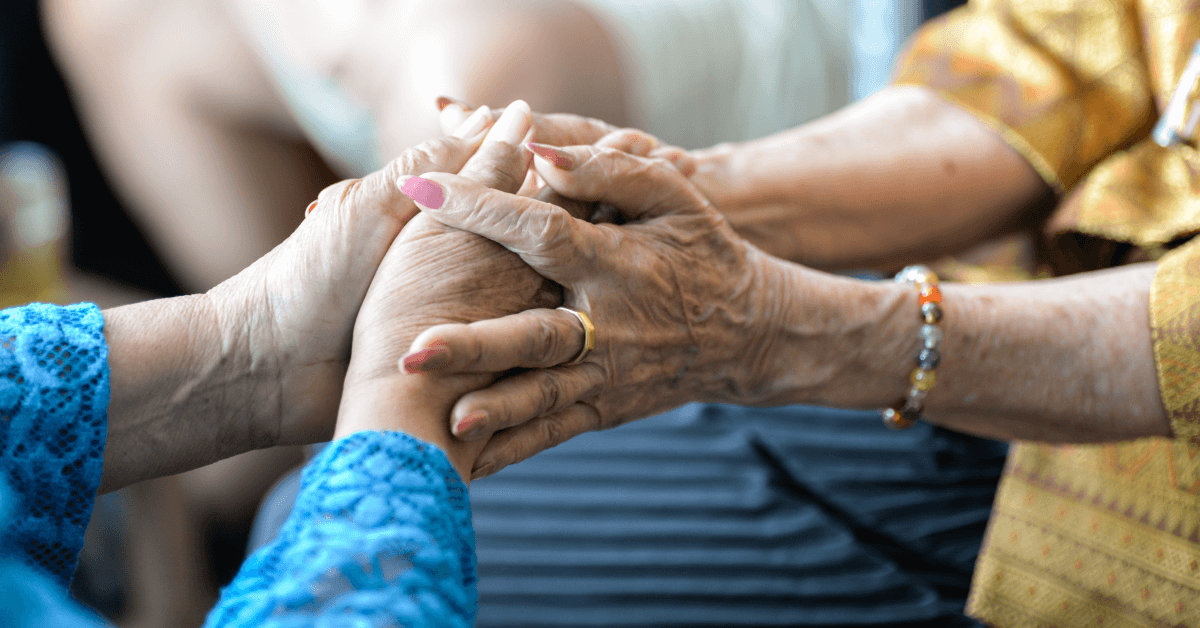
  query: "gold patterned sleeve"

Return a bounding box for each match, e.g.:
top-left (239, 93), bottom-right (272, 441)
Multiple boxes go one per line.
top-left (893, 0), bottom-right (1156, 193)
top-left (1151, 236), bottom-right (1200, 444)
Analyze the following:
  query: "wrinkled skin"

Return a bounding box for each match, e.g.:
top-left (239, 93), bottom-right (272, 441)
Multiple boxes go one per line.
top-left (399, 145), bottom-right (786, 478)
top-left (333, 102), bottom-right (602, 477)
top-left (201, 133), bottom-right (484, 451)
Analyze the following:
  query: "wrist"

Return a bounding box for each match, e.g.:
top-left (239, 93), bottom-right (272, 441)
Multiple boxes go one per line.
top-left (334, 372), bottom-right (489, 483)
top-left (204, 283), bottom-right (284, 449)
top-left (749, 258), bottom-right (917, 409)
top-left (101, 294), bottom-right (269, 490)
top-left (689, 142), bottom-right (742, 210)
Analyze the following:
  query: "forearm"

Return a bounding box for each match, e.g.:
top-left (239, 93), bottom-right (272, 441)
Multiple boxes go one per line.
top-left (691, 86), bottom-right (1052, 269)
top-left (334, 375), bottom-right (489, 483)
top-left (102, 295), bottom-right (275, 492)
top-left (758, 261), bottom-right (1169, 442)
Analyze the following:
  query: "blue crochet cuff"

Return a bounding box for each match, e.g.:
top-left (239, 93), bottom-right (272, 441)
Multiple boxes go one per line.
top-left (0, 303), bottom-right (109, 586)
top-left (205, 431), bottom-right (476, 627)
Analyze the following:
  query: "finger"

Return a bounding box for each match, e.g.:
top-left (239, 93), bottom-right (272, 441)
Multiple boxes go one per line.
top-left (451, 106), bottom-right (494, 139)
top-left (450, 365), bottom-right (605, 440)
top-left (650, 146), bottom-right (697, 178)
top-left (594, 128), bottom-right (659, 156)
top-left (457, 100), bottom-right (534, 194)
top-left (530, 112), bottom-right (620, 147)
top-left (396, 172), bottom-right (608, 283)
top-left (525, 143), bottom-right (710, 221)
top-left (308, 133), bottom-right (485, 231)
top-left (438, 96), bottom-right (474, 135)
top-left (470, 403), bottom-right (602, 479)
top-left (400, 308), bottom-right (588, 375)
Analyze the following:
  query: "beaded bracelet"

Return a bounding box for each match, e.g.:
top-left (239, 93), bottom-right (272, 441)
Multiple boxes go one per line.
top-left (881, 264), bottom-right (943, 430)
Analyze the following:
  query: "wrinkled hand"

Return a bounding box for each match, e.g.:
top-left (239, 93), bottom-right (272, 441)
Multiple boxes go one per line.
top-left (333, 101), bottom-right (597, 479)
top-left (398, 145), bottom-right (787, 478)
top-left (202, 123), bottom-right (493, 450)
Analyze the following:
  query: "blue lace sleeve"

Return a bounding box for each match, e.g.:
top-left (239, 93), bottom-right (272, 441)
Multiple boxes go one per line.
top-left (204, 431), bottom-right (477, 627)
top-left (0, 303), bottom-right (108, 586)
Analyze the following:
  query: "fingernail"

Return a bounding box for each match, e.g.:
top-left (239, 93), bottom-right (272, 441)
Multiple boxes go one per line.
top-left (455, 411), bottom-right (488, 439)
top-left (304, 200), bottom-right (318, 216)
top-left (526, 142), bottom-right (575, 170)
top-left (398, 176), bottom-right (446, 209)
top-left (485, 100), bottom-right (532, 144)
top-left (402, 346), bottom-right (449, 374)
top-left (452, 105), bottom-right (492, 138)
top-left (437, 96), bottom-right (468, 112)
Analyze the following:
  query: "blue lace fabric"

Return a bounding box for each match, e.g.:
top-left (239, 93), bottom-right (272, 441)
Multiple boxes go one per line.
top-left (0, 303), bottom-right (108, 586)
top-left (203, 431), bottom-right (476, 627)
top-left (0, 301), bottom-right (476, 626)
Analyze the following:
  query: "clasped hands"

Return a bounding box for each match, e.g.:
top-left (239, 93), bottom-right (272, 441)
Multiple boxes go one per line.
top-left (373, 101), bottom-right (800, 481)
top-left (201, 98), bottom-right (794, 487)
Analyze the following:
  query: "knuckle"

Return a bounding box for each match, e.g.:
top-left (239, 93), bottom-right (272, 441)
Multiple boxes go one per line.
top-left (527, 210), bottom-right (575, 256)
top-left (317, 179), bottom-right (360, 206)
top-left (529, 313), bottom-right (563, 361)
top-left (463, 326), bottom-right (487, 369)
top-left (535, 373), bottom-right (564, 414)
top-left (538, 416), bottom-right (570, 448)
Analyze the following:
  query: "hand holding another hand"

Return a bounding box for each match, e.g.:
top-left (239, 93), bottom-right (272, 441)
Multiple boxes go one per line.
top-left (398, 144), bottom-right (791, 479)
top-left (333, 101), bottom-right (602, 480)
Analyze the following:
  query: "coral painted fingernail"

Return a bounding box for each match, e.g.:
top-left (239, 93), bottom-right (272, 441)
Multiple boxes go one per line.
top-left (437, 96), bottom-right (467, 112)
top-left (526, 142), bottom-right (575, 170)
top-left (402, 346), bottom-right (449, 374)
top-left (455, 412), bottom-right (488, 439)
top-left (398, 176), bottom-right (446, 209)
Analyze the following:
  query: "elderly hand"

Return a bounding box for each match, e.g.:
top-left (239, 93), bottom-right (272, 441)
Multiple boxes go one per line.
top-left (332, 101), bottom-right (601, 479)
top-left (199, 113), bottom-right (504, 450)
top-left (396, 144), bottom-right (795, 478)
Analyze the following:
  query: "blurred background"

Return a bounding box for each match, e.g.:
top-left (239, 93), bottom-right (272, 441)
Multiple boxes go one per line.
top-left (0, 0), bottom-right (964, 625)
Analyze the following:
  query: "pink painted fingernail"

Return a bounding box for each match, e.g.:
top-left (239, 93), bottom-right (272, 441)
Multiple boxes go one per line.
top-left (526, 142), bottom-right (575, 170)
top-left (398, 176), bottom-right (446, 209)
top-left (402, 346), bottom-right (449, 374)
top-left (455, 412), bottom-right (488, 439)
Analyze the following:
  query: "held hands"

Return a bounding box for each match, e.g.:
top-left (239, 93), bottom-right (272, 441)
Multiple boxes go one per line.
top-left (333, 101), bottom-right (601, 479)
top-left (398, 144), bottom-right (787, 479)
top-left (201, 123), bottom-right (495, 451)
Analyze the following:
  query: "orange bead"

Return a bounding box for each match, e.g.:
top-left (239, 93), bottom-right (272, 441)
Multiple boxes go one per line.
top-left (918, 284), bottom-right (942, 305)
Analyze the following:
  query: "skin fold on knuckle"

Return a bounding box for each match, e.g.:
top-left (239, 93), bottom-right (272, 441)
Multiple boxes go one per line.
top-left (535, 372), bottom-right (565, 416)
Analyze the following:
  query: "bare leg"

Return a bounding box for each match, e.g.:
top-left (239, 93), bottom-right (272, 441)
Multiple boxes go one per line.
top-left (43, 0), bottom-right (338, 292)
top-left (332, 0), bottom-right (631, 159)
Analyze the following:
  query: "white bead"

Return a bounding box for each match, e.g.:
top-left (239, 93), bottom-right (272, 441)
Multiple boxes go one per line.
top-left (920, 324), bottom-right (943, 349)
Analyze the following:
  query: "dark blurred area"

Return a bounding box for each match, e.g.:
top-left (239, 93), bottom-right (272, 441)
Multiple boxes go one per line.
top-left (923, 0), bottom-right (967, 20)
top-left (1, 0), bottom-right (182, 297)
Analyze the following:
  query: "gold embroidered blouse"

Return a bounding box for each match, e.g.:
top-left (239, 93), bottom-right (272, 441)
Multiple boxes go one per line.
top-left (895, 1), bottom-right (1200, 625)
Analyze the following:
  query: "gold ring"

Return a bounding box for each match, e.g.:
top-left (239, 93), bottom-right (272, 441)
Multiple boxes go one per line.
top-left (557, 307), bottom-right (595, 365)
